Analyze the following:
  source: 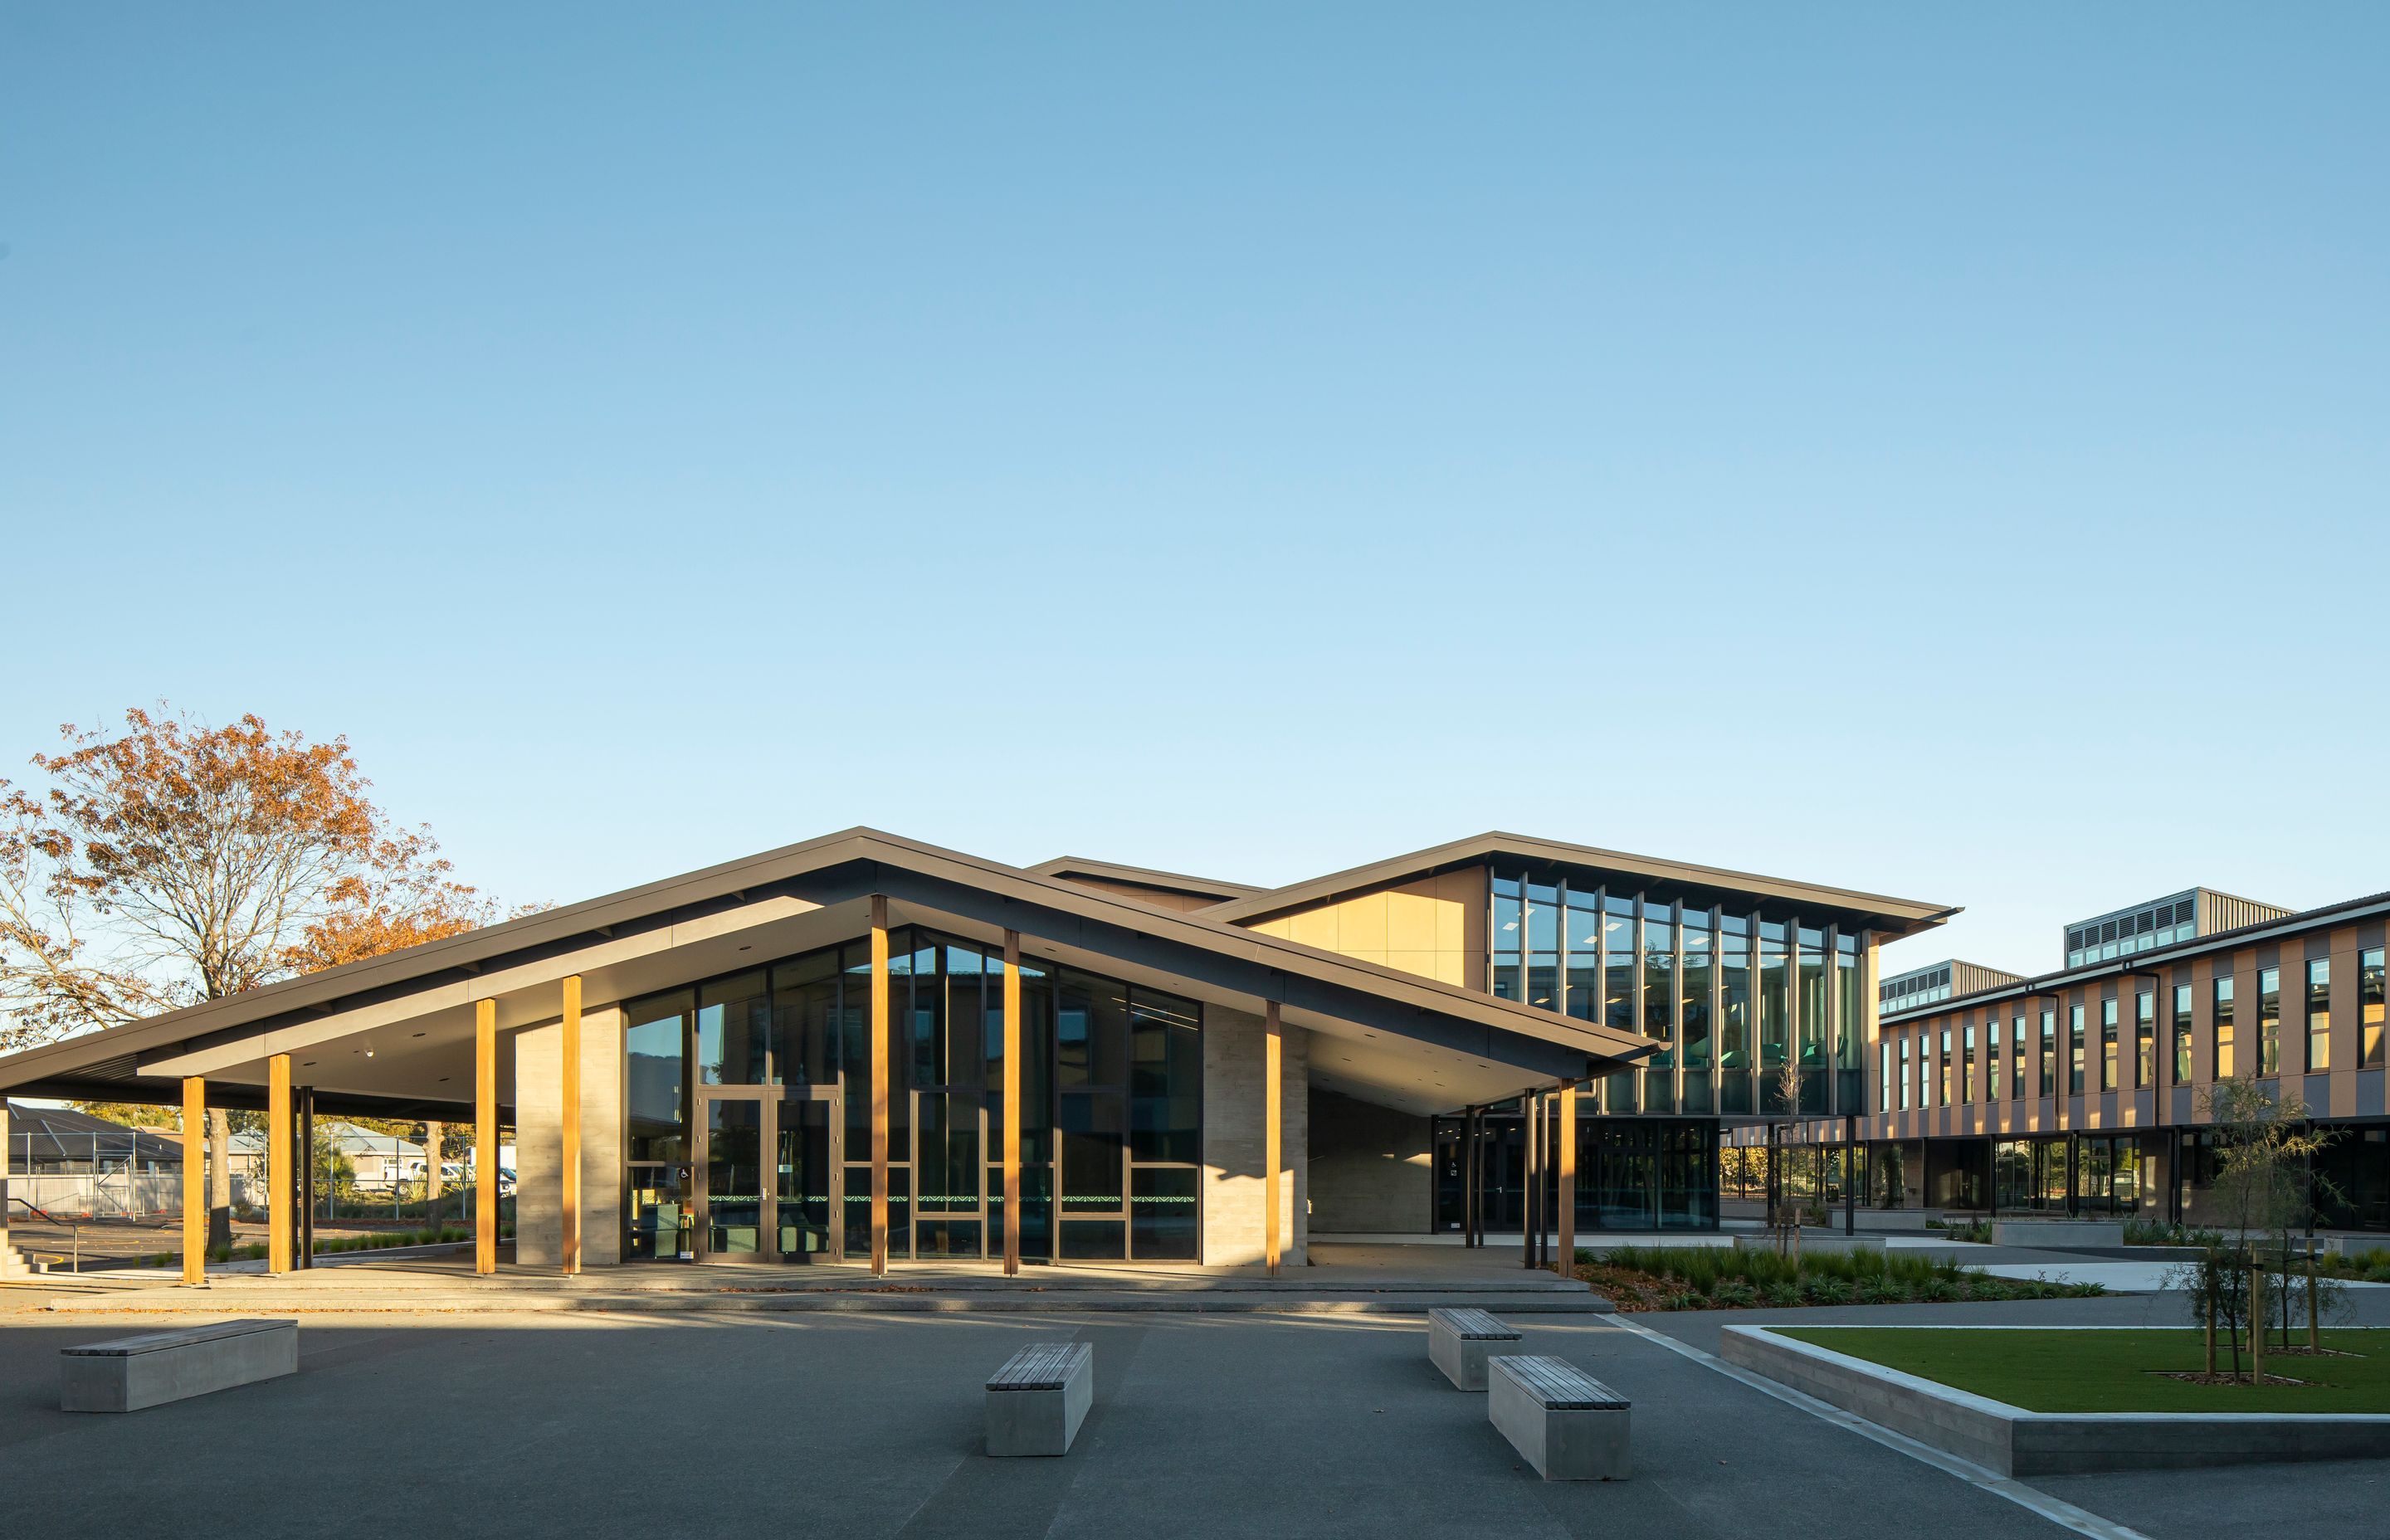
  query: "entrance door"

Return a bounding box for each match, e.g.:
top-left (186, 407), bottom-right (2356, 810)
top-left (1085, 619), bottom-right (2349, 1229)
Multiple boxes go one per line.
top-left (695, 1086), bottom-right (843, 1263)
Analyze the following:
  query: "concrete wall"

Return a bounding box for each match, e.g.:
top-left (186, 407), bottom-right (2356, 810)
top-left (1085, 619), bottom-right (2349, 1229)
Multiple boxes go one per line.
top-left (1201, 1005), bottom-right (1307, 1266)
top-left (513, 1003), bottom-right (624, 1268)
top-left (1306, 1087), bottom-right (1432, 1234)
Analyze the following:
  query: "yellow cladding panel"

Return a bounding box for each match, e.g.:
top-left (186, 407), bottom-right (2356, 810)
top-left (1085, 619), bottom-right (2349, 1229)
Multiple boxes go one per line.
top-left (1385, 889), bottom-right (1437, 953)
top-left (1339, 892), bottom-right (1390, 953)
top-left (1254, 917), bottom-right (1292, 941)
top-left (1289, 906), bottom-right (1341, 951)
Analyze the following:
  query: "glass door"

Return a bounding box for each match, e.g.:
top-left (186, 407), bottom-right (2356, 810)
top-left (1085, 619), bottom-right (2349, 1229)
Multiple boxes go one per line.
top-left (777, 1090), bottom-right (841, 1260)
top-left (698, 1096), bottom-right (764, 1260)
top-left (695, 1086), bottom-right (842, 1263)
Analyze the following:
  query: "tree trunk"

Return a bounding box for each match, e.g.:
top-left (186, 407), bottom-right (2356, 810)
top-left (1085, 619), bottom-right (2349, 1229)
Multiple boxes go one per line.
top-left (424, 1119), bottom-right (444, 1222)
top-left (207, 1109), bottom-right (233, 1251)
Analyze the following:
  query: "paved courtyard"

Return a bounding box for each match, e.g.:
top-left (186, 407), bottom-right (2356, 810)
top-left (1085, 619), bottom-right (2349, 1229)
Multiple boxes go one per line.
top-left (5, 1292), bottom-right (2387, 1539)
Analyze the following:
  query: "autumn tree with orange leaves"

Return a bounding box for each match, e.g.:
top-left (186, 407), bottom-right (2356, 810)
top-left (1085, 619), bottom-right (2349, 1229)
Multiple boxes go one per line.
top-left (0, 706), bottom-right (514, 1235)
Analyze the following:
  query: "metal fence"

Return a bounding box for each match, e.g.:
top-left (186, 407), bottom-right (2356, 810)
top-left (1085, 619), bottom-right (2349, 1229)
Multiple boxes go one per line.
top-left (8, 1130), bottom-right (183, 1219)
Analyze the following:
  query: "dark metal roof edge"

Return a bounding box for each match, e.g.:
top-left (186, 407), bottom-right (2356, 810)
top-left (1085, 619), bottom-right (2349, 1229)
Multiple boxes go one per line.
top-left (1022, 855), bottom-right (1266, 900)
top-left (0, 826), bottom-right (1653, 1089)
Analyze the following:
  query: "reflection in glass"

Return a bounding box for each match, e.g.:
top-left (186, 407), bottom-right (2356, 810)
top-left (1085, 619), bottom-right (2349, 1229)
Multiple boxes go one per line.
top-left (706, 1099), bottom-right (763, 1255)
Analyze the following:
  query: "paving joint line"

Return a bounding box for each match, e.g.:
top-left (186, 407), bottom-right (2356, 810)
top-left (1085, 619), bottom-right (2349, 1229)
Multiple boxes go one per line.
top-left (1603, 1315), bottom-right (2153, 1540)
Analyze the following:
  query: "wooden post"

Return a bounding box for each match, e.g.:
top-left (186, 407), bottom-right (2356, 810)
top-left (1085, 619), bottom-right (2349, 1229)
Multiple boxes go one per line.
top-left (181, 1077), bottom-right (206, 1285)
top-left (1002, 930), bottom-right (1022, 1277)
top-left (1264, 999), bottom-right (1283, 1277)
top-left (2250, 1256), bottom-right (2266, 1385)
top-left (870, 895), bottom-right (890, 1277)
top-left (1554, 1081), bottom-right (1576, 1276)
top-left (267, 1055), bottom-right (292, 1274)
top-left (2307, 1247), bottom-right (2320, 1351)
top-left (476, 997), bottom-right (498, 1275)
top-left (562, 974), bottom-right (583, 1275)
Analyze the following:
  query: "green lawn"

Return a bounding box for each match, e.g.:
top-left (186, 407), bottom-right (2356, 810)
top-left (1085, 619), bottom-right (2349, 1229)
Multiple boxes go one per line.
top-left (1773, 1328), bottom-right (2390, 1413)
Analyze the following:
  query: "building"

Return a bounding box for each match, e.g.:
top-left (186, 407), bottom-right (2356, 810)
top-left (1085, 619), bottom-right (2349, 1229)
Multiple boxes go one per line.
top-left (1878, 960), bottom-right (2024, 1018)
top-left (0, 827), bottom-right (1948, 1276)
top-left (4, 1101), bottom-right (188, 1221)
top-left (1850, 886), bottom-right (2389, 1229)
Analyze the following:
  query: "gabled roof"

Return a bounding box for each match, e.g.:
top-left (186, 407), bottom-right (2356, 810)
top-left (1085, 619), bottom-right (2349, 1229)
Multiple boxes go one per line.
top-left (5, 1100), bottom-right (189, 1164)
top-left (1207, 831), bottom-right (1955, 938)
top-left (0, 827), bottom-right (1652, 1115)
top-left (1023, 856), bottom-right (1263, 905)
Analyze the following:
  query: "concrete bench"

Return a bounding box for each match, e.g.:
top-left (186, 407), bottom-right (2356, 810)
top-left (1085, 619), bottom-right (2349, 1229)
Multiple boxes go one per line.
top-left (1991, 1218), bottom-right (2124, 1249)
top-left (61, 1318), bottom-right (297, 1413)
top-left (1429, 1307), bottom-right (1522, 1390)
top-left (1488, 1355), bottom-right (1630, 1481)
top-left (1732, 1232), bottom-right (1885, 1255)
top-left (986, 1341), bottom-right (1093, 1457)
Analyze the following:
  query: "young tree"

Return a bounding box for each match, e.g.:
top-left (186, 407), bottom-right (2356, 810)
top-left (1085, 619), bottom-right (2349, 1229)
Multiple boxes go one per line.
top-left (0, 706), bottom-right (510, 1245)
top-left (2171, 1077), bottom-right (2339, 1377)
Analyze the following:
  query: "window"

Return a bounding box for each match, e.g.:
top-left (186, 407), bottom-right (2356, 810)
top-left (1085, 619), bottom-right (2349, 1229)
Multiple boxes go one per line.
top-left (2173, 984), bottom-right (2193, 1084)
top-left (1987, 1016), bottom-right (2002, 1102)
top-left (1879, 1040), bottom-right (1893, 1110)
top-left (2012, 1014), bottom-right (2027, 1099)
top-left (1491, 876), bottom-right (1522, 1001)
top-left (2258, 966), bottom-right (2280, 1077)
top-left (2134, 991), bottom-right (2156, 1088)
top-left (2364, 948), bottom-right (2387, 1070)
top-left (1525, 881), bottom-right (1559, 1013)
top-left (1899, 1035), bottom-right (1912, 1110)
top-left (2306, 958), bottom-right (2330, 1074)
top-left (2069, 1004), bottom-right (2086, 1094)
top-left (2038, 1009), bottom-right (2056, 1095)
top-left (2100, 997), bottom-right (2119, 1092)
top-left (1603, 896), bottom-right (1636, 1034)
top-left (1564, 889), bottom-right (1602, 1021)
top-left (1939, 1026), bottom-right (1953, 1106)
top-left (1758, 921), bottom-right (1788, 1070)
top-left (2214, 976), bottom-right (2236, 1080)
top-left (1963, 1022), bottom-right (1977, 1103)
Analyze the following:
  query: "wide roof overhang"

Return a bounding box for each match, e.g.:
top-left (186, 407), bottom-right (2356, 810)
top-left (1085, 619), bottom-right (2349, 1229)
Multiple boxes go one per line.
top-left (1205, 831), bottom-right (1958, 940)
top-left (0, 829), bottom-right (1653, 1122)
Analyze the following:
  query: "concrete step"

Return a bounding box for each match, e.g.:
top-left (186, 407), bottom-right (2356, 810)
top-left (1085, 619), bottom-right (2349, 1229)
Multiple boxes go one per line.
top-left (2, 1245), bottom-right (46, 1279)
top-left (45, 1286), bottom-right (1619, 1317)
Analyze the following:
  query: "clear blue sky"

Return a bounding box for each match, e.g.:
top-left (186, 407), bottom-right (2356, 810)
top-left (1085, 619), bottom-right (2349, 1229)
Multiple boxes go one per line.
top-left (5, 5), bottom-right (2385, 979)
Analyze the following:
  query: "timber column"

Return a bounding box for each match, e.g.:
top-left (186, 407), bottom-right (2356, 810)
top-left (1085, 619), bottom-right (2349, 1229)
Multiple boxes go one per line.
top-left (181, 1078), bottom-right (206, 1285)
top-left (1554, 1081), bottom-right (1576, 1276)
top-left (870, 895), bottom-right (890, 1277)
top-left (267, 1055), bottom-right (293, 1274)
top-left (1264, 999), bottom-right (1283, 1277)
top-left (1002, 930), bottom-right (1022, 1277)
top-left (476, 997), bottom-right (498, 1275)
top-left (562, 975), bottom-right (583, 1275)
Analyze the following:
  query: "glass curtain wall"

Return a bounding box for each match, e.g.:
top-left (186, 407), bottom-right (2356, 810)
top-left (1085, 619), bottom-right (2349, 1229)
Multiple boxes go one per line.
top-left (1499, 870), bottom-right (1873, 1122)
top-left (1430, 1113), bottom-right (1719, 1232)
top-left (621, 928), bottom-right (1199, 1265)
top-left (1719, 918), bottom-right (1753, 1114)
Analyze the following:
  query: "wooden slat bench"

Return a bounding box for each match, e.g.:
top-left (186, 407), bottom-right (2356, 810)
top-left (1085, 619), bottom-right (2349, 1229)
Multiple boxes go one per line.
top-left (1487, 1355), bottom-right (1631, 1480)
top-left (985, 1341), bottom-right (1094, 1457)
top-left (1428, 1306), bottom-right (1522, 1390)
top-left (61, 1318), bottom-right (298, 1413)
